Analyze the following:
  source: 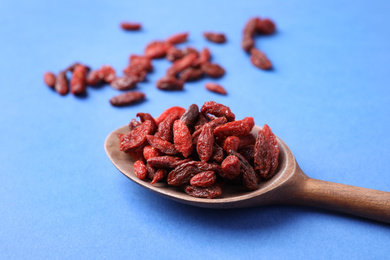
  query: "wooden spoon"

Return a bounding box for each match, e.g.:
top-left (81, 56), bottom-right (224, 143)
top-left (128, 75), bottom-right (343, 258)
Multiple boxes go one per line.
top-left (105, 125), bottom-right (390, 223)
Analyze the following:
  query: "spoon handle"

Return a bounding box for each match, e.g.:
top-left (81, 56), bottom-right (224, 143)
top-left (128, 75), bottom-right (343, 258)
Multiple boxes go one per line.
top-left (290, 177), bottom-right (390, 223)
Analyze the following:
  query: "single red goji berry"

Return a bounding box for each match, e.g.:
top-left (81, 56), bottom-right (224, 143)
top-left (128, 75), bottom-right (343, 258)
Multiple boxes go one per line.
top-left (256, 18), bottom-right (276, 35)
top-left (190, 171), bottom-right (216, 187)
top-left (146, 163), bottom-right (157, 180)
top-left (43, 71), bottom-right (56, 88)
top-left (70, 64), bottom-right (88, 95)
top-left (129, 55), bottom-right (153, 72)
top-left (205, 83), bottom-right (227, 95)
top-left (178, 67), bottom-right (203, 82)
top-left (221, 155), bottom-right (241, 180)
top-left (197, 123), bottom-right (214, 162)
top-left (143, 145), bottom-right (161, 160)
top-left (166, 32), bottom-right (189, 45)
top-left (156, 76), bottom-right (184, 91)
top-left (137, 112), bottom-right (157, 133)
top-left (203, 32), bottom-right (226, 43)
top-left (110, 75), bottom-right (139, 90)
top-left (155, 106), bottom-right (186, 125)
top-left (166, 46), bottom-right (185, 62)
top-left (86, 70), bottom-right (103, 86)
top-left (120, 22), bottom-right (141, 31)
top-left (119, 120), bottom-right (153, 152)
top-left (201, 101), bottom-right (235, 121)
top-left (173, 120), bottom-right (193, 158)
top-left (192, 47), bottom-right (211, 67)
top-left (232, 151), bottom-right (258, 190)
top-left (223, 136), bottom-right (241, 153)
top-left (54, 71), bottom-right (69, 95)
top-left (155, 113), bottom-right (180, 142)
top-left (109, 91), bottom-right (146, 107)
top-left (147, 156), bottom-right (190, 169)
top-left (99, 65), bottom-right (116, 83)
top-left (214, 117), bottom-right (254, 139)
top-left (146, 135), bottom-right (177, 155)
top-left (144, 41), bottom-right (172, 59)
top-left (254, 124), bottom-right (279, 179)
top-left (201, 62), bottom-right (225, 78)
top-left (211, 143), bottom-right (224, 163)
top-left (180, 104), bottom-right (200, 129)
top-left (250, 48), bottom-right (272, 70)
top-left (184, 185), bottom-right (222, 198)
top-left (166, 52), bottom-right (198, 76)
top-left (133, 160), bottom-right (148, 180)
top-left (129, 118), bottom-right (141, 131)
top-left (242, 17), bottom-right (260, 52)
top-left (151, 168), bottom-right (168, 185)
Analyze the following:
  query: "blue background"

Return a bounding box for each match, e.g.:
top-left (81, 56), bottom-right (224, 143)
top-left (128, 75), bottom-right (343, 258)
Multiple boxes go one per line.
top-left (1, 0), bottom-right (389, 259)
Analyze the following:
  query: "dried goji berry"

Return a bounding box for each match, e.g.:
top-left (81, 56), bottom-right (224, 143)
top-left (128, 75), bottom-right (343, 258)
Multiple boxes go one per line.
top-left (155, 106), bottom-right (185, 125)
top-left (129, 55), bottom-right (153, 72)
top-left (156, 76), bottom-right (184, 91)
top-left (214, 117), bottom-right (254, 139)
top-left (133, 160), bottom-right (148, 180)
top-left (197, 123), bottom-right (214, 162)
top-left (147, 156), bottom-right (189, 169)
top-left (211, 143), bottom-right (224, 163)
top-left (144, 41), bottom-right (172, 59)
top-left (120, 22), bottom-right (141, 31)
top-left (238, 144), bottom-right (255, 162)
top-left (70, 64), bottom-right (88, 95)
top-left (110, 75), bottom-right (139, 90)
top-left (242, 17), bottom-right (260, 52)
top-left (201, 101), bottom-right (235, 121)
top-left (127, 146), bottom-right (145, 162)
top-left (137, 112), bottom-right (157, 133)
top-left (178, 67), bottom-right (203, 82)
top-left (54, 71), bottom-right (69, 95)
top-left (166, 32), bottom-right (189, 45)
top-left (86, 70), bottom-right (103, 86)
top-left (203, 32), bottom-right (226, 43)
top-left (151, 168), bottom-right (168, 185)
top-left (146, 135), bottom-right (177, 155)
top-left (238, 134), bottom-right (256, 148)
top-left (99, 65), bottom-right (116, 83)
top-left (173, 120), bottom-right (193, 158)
top-left (192, 48), bottom-right (211, 67)
top-left (109, 91), bottom-right (146, 107)
top-left (184, 185), bottom-right (222, 198)
top-left (155, 113), bottom-right (180, 142)
top-left (129, 118), bottom-right (141, 131)
top-left (146, 163), bottom-right (157, 180)
top-left (254, 124), bottom-right (279, 179)
top-left (43, 72), bottom-right (56, 88)
top-left (205, 83), bottom-right (227, 95)
top-left (221, 155), bottom-right (241, 180)
top-left (180, 104), bottom-right (200, 129)
top-left (166, 52), bottom-right (198, 76)
top-left (190, 171), bottom-right (216, 187)
top-left (201, 62), bottom-right (225, 78)
top-left (143, 145), bottom-right (161, 160)
top-left (232, 151), bottom-right (258, 190)
top-left (256, 18), bottom-right (276, 35)
top-left (119, 120), bottom-right (153, 152)
top-left (250, 48), bottom-right (272, 70)
top-left (223, 136), bottom-right (241, 153)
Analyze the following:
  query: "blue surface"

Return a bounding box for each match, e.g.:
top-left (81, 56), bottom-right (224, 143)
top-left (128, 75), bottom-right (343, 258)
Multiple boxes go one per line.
top-left (1, 0), bottom-right (389, 259)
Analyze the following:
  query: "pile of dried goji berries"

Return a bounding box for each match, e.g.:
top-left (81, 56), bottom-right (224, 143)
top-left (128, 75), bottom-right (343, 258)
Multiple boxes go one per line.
top-left (43, 17), bottom-right (277, 107)
top-left (242, 17), bottom-right (276, 70)
top-left (43, 30), bottom-right (228, 106)
top-left (118, 101), bottom-right (279, 198)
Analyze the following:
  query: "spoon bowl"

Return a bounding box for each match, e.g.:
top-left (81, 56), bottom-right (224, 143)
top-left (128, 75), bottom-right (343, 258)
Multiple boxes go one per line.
top-left (105, 125), bottom-right (390, 223)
